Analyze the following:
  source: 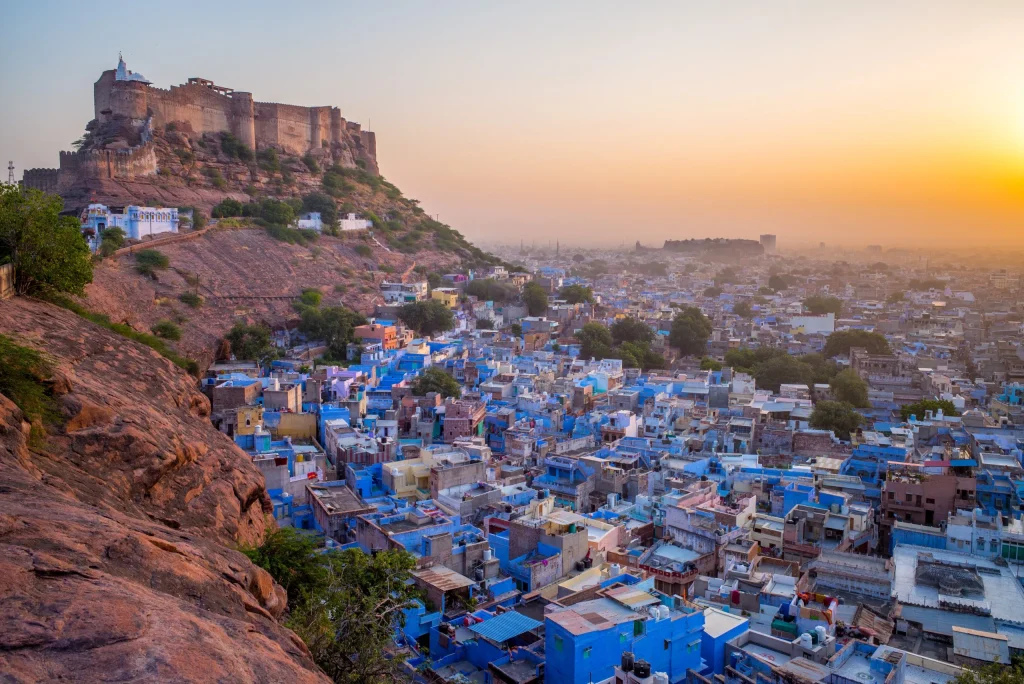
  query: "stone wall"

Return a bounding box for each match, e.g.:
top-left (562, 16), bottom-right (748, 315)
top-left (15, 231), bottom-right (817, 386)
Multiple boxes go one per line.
top-left (95, 70), bottom-right (377, 168)
top-left (54, 143), bottom-right (158, 189)
top-left (21, 168), bottom-right (59, 194)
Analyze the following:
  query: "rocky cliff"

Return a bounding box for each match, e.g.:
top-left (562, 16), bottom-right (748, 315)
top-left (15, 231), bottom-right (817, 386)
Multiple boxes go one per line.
top-left (0, 296), bottom-right (328, 682)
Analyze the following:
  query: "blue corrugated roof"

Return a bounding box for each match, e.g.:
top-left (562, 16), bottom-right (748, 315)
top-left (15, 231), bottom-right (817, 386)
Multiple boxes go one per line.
top-left (468, 610), bottom-right (541, 643)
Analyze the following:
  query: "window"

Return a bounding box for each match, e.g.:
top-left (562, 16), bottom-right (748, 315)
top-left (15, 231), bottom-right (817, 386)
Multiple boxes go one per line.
top-left (991, 539), bottom-right (999, 552)
top-left (553, 635), bottom-right (563, 652)
top-left (905, 494), bottom-right (912, 502)
top-left (926, 498), bottom-right (935, 504)
top-left (583, 647), bottom-right (591, 659)
top-left (634, 619), bottom-right (644, 636)
top-left (888, 492), bottom-right (894, 500)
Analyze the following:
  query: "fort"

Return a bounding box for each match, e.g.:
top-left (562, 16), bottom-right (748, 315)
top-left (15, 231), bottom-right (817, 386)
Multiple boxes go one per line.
top-left (24, 57), bottom-right (377, 193)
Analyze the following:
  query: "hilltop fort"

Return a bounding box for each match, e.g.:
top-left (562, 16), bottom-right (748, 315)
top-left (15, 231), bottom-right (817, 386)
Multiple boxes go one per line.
top-left (23, 56), bottom-right (377, 194)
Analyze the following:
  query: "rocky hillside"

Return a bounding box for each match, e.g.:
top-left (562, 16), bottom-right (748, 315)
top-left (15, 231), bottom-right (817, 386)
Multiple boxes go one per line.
top-left (84, 224), bottom-right (453, 369)
top-left (0, 297), bottom-right (327, 682)
top-left (64, 120), bottom-right (514, 369)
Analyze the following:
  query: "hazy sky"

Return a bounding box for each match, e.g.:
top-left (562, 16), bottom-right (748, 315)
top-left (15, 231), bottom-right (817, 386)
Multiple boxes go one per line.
top-left (3, 1), bottom-right (1024, 248)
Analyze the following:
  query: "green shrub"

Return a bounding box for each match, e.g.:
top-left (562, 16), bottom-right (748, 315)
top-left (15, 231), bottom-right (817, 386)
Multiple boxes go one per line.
top-left (353, 244), bottom-right (372, 258)
top-left (0, 334), bottom-right (58, 441)
top-left (257, 147), bottom-right (280, 173)
top-left (212, 198), bottom-right (244, 218)
top-left (179, 292), bottom-right (203, 308)
top-left (265, 224), bottom-right (318, 246)
top-left (220, 132), bottom-right (253, 161)
top-left (151, 320), bottom-right (182, 341)
top-left (300, 289), bottom-right (323, 307)
top-left (136, 249), bottom-right (169, 276)
top-left (302, 154), bottom-right (320, 174)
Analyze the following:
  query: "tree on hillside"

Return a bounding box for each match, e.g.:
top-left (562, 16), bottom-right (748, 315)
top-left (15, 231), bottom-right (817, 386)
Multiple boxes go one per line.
top-left (410, 367), bottom-right (461, 398)
top-left (301, 192), bottom-right (339, 231)
top-left (466, 278), bottom-right (517, 303)
top-left (804, 295), bottom-right (842, 316)
top-left (299, 305), bottom-right (366, 361)
top-left (616, 340), bottom-right (665, 370)
top-left (753, 355), bottom-right (813, 393)
top-left (810, 401), bottom-right (863, 440)
top-left (577, 322), bottom-right (614, 359)
top-left (98, 226), bottom-right (126, 257)
top-left (767, 274), bottom-right (790, 291)
top-left (225, 323), bottom-right (276, 363)
top-left (0, 184), bottom-right (93, 296)
top-left (830, 368), bottom-right (870, 407)
top-left (733, 301), bottom-right (754, 318)
top-left (669, 307), bottom-right (712, 357)
top-left (397, 299), bottom-right (455, 337)
top-left (823, 330), bottom-right (891, 358)
top-left (900, 399), bottom-right (960, 421)
top-left (559, 284), bottom-right (594, 304)
top-left (522, 281), bottom-right (548, 316)
top-left (244, 529), bottom-right (420, 684)
top-left (610, 317), bottom-right (654, 346)
top-left (703, 286), bottom-right (723, 298)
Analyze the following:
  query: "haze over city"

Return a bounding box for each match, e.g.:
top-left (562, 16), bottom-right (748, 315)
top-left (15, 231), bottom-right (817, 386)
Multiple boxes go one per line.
top-left (3, 1), bottom-right (1024, 249)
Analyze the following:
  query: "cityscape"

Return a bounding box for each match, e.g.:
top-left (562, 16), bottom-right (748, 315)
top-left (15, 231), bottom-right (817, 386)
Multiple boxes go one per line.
top-left (2, 4), bottom-right (1024, 684)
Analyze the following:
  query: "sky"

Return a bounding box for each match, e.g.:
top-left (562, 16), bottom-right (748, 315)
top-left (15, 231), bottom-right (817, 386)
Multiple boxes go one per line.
top-left (3, 1), bottom-right (1024, 248)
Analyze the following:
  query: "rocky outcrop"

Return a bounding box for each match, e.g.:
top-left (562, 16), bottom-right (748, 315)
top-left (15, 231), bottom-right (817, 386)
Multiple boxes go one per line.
top-left (0, 297), bottom-right (328, 682)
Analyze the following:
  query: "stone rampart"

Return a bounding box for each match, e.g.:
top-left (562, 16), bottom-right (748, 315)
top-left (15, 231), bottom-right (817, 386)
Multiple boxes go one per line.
top-left (56, 142), bottom-right (158, 187)
top-left (22, 168), bottom-right (59, 194)
top-left (96, 70), bottom-right (377, 167)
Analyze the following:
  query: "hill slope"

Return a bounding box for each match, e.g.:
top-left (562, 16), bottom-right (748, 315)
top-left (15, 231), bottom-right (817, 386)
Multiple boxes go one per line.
top-left (0, 297), bottom-right (326, 682)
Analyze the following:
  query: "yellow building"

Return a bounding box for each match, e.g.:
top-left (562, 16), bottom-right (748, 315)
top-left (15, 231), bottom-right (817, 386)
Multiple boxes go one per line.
top-left (431, 288), bottom-right (460, 308)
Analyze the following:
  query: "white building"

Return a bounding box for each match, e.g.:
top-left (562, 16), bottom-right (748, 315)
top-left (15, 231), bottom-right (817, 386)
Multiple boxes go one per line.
top-left (295, 212), bottom-right (323, 231)
top-left (340, 212), bottom-right (372, 232)
top-left (81, 203), bottom-right (179, 250)
top-left (790, 312), bottom-right (835, 335)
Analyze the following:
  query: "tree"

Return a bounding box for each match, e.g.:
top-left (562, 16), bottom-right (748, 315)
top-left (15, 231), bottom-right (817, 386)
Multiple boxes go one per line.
top-left (610, 317), bottom-right (653, 346)
top-left (299, 305), bottom-right (366, 360)
top-left (886, 291), bottom-right (905, 304)
top-left (767, 274), bottom-right (789, 291)
top-left (301, 192), bottom-right (339, 230)
top-left (733, 301), bottom-right (754, 318)
top-left (951, 654), bottom-right (1024, 684)
top-left (466, 278), bottom-right (517, 303)
top-left (830, 369), bottom-right (869, 407)
top-left (617, 341), bottom-right (665, 370)
top-left (577, 322), bottom-right (614, 359)
top-left (669, 307), bottom-right (712, 357)
top-left (288, 548), bottom-right (420, 684)
top-left (754, 355), bottom-right (813, 393)
top-left (703, 286), bottom-right (723, 298)
top-left (559, 284), bottom-right (594, 304)
top-left (0, 185), bottom-right (93, 296)
top-left (98, 226), bottom-right (126, 256)
top-left (700, 356), bottom-right (723, 371)
top-left (475, 318), bottom-right (492, 329)
top-left (225, 323), bottom-right (275, 363)
top-left (426, 272), bottom-right (443, 290)
top-left (823, 330), bottom-right (891, 358)
top-left (572, 253), bottom-right (585, 263)
top-left (809, 401), bottom-right (863, 440)
top-left (244, 529), bottom-right (421, 684)
top-left (299, 288), bottom-right (323, 308)
top-left (803, 295), bottom-right (843, 316)
top-left (900, 399), bottom-right (960, 422)
top-left (212, 198), bottom-right (244, 218)
top-left (410, 367), bottom-right (461, 398)
top-left (522, 281), bottom-right (548, 316)
top-left (397, 299), bottom-right (455, 337)
top-left (242, 527), bottom-right (327, 605)
top-left (508, 323), bottom-right (522, 336)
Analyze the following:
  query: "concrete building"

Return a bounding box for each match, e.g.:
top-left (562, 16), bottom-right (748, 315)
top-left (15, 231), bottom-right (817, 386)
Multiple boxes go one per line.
top-left (81, 202), bottom-right (179, 249)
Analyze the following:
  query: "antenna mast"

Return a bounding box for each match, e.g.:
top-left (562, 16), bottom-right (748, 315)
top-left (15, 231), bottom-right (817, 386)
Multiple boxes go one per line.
top-left (7, 161), bottom-right (14, 184)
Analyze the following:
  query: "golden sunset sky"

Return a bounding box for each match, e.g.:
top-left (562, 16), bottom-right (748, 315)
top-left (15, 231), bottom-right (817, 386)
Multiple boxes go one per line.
top-left (3, 1), bottom-right (1024, 247)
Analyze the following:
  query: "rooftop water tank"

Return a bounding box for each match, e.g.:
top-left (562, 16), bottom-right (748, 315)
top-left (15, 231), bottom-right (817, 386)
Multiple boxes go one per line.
top-left (653, 674), bottom-right (669, 684)
top-left (621, 652), bottom-right (635, 672)
top-left (634, 660), bottom-right (651, 678)
top-left (815, 625), bottom-right (827, 644)
top-left (799, 633), bottom-right (813, 649)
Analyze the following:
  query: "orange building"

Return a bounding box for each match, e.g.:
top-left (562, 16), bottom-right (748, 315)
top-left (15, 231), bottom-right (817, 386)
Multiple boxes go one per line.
top-left (354, 323), bottom-right (398, 351)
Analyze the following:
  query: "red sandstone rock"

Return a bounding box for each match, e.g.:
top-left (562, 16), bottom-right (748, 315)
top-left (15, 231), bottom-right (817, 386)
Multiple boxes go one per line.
top-left (0, 297), bottom-right (328, 682)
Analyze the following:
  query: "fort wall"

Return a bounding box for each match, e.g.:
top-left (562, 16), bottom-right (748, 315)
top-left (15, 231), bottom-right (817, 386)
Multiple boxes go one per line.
top-left (22, 168), bottom-right (59, 194)
top-left (95, 70), bottom-right (377, 166)
top-left (56, 143), bottom-right (158, 188)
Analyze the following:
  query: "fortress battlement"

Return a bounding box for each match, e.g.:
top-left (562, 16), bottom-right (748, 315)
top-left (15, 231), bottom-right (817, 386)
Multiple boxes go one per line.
top-left (93, 59), bottom-right (377, 168)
